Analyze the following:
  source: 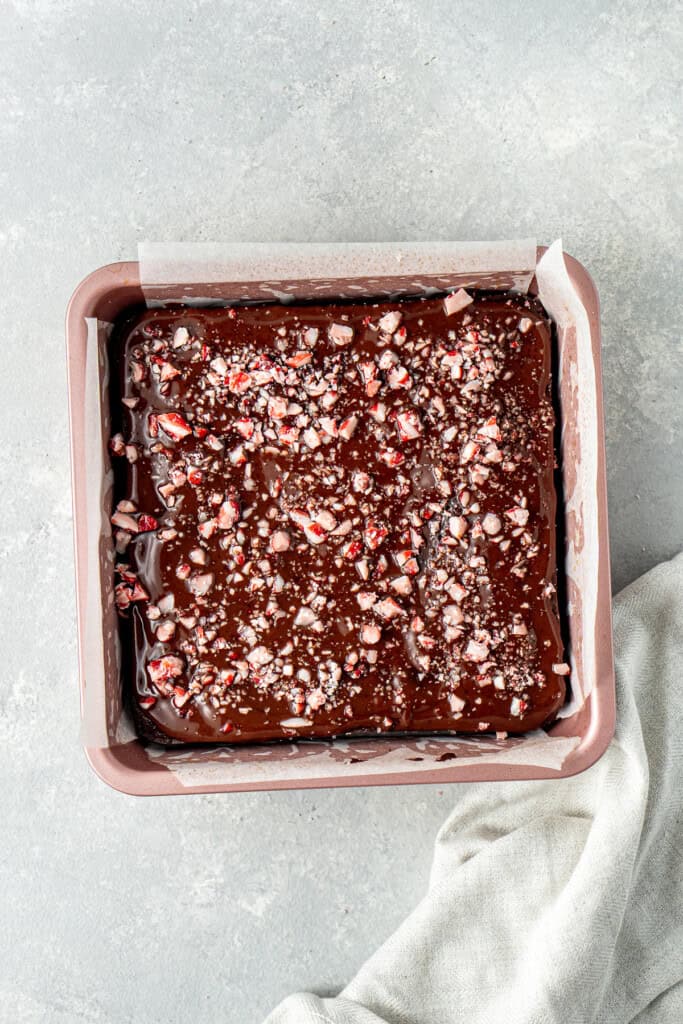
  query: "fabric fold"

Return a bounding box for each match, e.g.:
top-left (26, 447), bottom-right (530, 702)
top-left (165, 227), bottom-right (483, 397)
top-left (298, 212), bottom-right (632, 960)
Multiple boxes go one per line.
top-left (265, 554), bottom-right (683, 1024)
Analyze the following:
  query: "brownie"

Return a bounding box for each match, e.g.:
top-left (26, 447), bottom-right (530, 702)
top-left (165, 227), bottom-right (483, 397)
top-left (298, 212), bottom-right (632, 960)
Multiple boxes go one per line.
top-left (109, 290), bottom-right (568, 744)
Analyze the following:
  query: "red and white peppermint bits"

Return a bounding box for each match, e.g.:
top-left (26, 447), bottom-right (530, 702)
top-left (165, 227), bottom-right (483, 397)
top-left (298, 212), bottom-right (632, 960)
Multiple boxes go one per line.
top-left (147, 655), bottom-right (184, 687)
top-left (329, 322), bottom-right (354, 346)
top-left (157, 412), bottom-right (192, 441)
top-left (114, 292), bottom-right (562, 741)
top-left (443, 289), bottom-right (473, 316)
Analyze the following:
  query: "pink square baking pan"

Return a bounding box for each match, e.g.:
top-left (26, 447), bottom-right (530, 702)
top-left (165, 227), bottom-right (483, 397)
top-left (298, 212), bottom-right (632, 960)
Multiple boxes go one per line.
top-left (66, 242), bottom-right (615, 795)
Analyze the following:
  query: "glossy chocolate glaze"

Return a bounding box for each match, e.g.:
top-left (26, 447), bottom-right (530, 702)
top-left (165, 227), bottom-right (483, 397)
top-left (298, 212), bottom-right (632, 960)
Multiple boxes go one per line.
top-left (109, 292), bottom-right (567, 745)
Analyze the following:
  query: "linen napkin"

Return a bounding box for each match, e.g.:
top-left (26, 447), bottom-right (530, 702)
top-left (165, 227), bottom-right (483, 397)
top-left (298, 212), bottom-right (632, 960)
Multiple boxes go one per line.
top-left (265, 553), bottom-right (683, 1024)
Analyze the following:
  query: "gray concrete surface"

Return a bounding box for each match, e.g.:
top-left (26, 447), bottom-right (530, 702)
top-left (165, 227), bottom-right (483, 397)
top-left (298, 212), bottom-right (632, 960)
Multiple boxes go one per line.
top-left (0, 1), bottom-right (681, 1021)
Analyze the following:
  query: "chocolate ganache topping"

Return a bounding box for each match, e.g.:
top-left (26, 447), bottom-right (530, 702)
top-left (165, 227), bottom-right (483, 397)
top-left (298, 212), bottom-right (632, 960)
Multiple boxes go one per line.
top-left (109, 290), bottom-right (568, 744)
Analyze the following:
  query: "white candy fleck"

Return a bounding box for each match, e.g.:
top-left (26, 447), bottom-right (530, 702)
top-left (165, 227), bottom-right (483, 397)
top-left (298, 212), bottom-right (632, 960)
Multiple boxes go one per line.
top-left (464, 639), bottom-right (489, 662)
top-left (443, 289), bottom-right (473, 316)
top-left (361, 624), bottom-right (382, 645)
top-left (270, 530), bottom-right (291, 553)
top-left (552, 662), bottom-right (571, 675)
top-left (482, 513), bottom-right (502, 535)
top-left (448, 516), bottom-right (468, 539)
top-left (246, 646), bottom-right (274, 667)
top-left (329, 323), bottom-right (354, 346)
top-left (378, 310), bottom-right (402, 334)
top-left (294, 607), bottom-right (317, 627)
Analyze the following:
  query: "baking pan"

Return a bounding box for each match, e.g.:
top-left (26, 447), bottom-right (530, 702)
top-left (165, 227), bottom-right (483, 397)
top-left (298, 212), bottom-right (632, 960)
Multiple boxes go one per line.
top-left (66, 242), bottom-right (615, 794)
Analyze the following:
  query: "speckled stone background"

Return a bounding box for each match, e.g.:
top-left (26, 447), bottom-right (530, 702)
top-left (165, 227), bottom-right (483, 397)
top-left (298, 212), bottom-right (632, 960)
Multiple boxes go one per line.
top-left (1, 1), bottom-right (681, 1021)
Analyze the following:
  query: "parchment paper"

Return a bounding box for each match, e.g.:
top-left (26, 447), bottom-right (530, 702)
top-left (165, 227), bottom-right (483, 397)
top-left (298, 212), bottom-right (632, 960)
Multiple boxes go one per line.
top-left (536, 241), bottom-right (599, 715)
top-left (80, 240), bottom-right (603, 781)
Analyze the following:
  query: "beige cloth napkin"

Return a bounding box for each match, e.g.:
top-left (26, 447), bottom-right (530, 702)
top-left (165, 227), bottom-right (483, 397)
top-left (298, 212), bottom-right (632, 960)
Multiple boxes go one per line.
top-left (265, 554), bottom-right (683, 1024)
